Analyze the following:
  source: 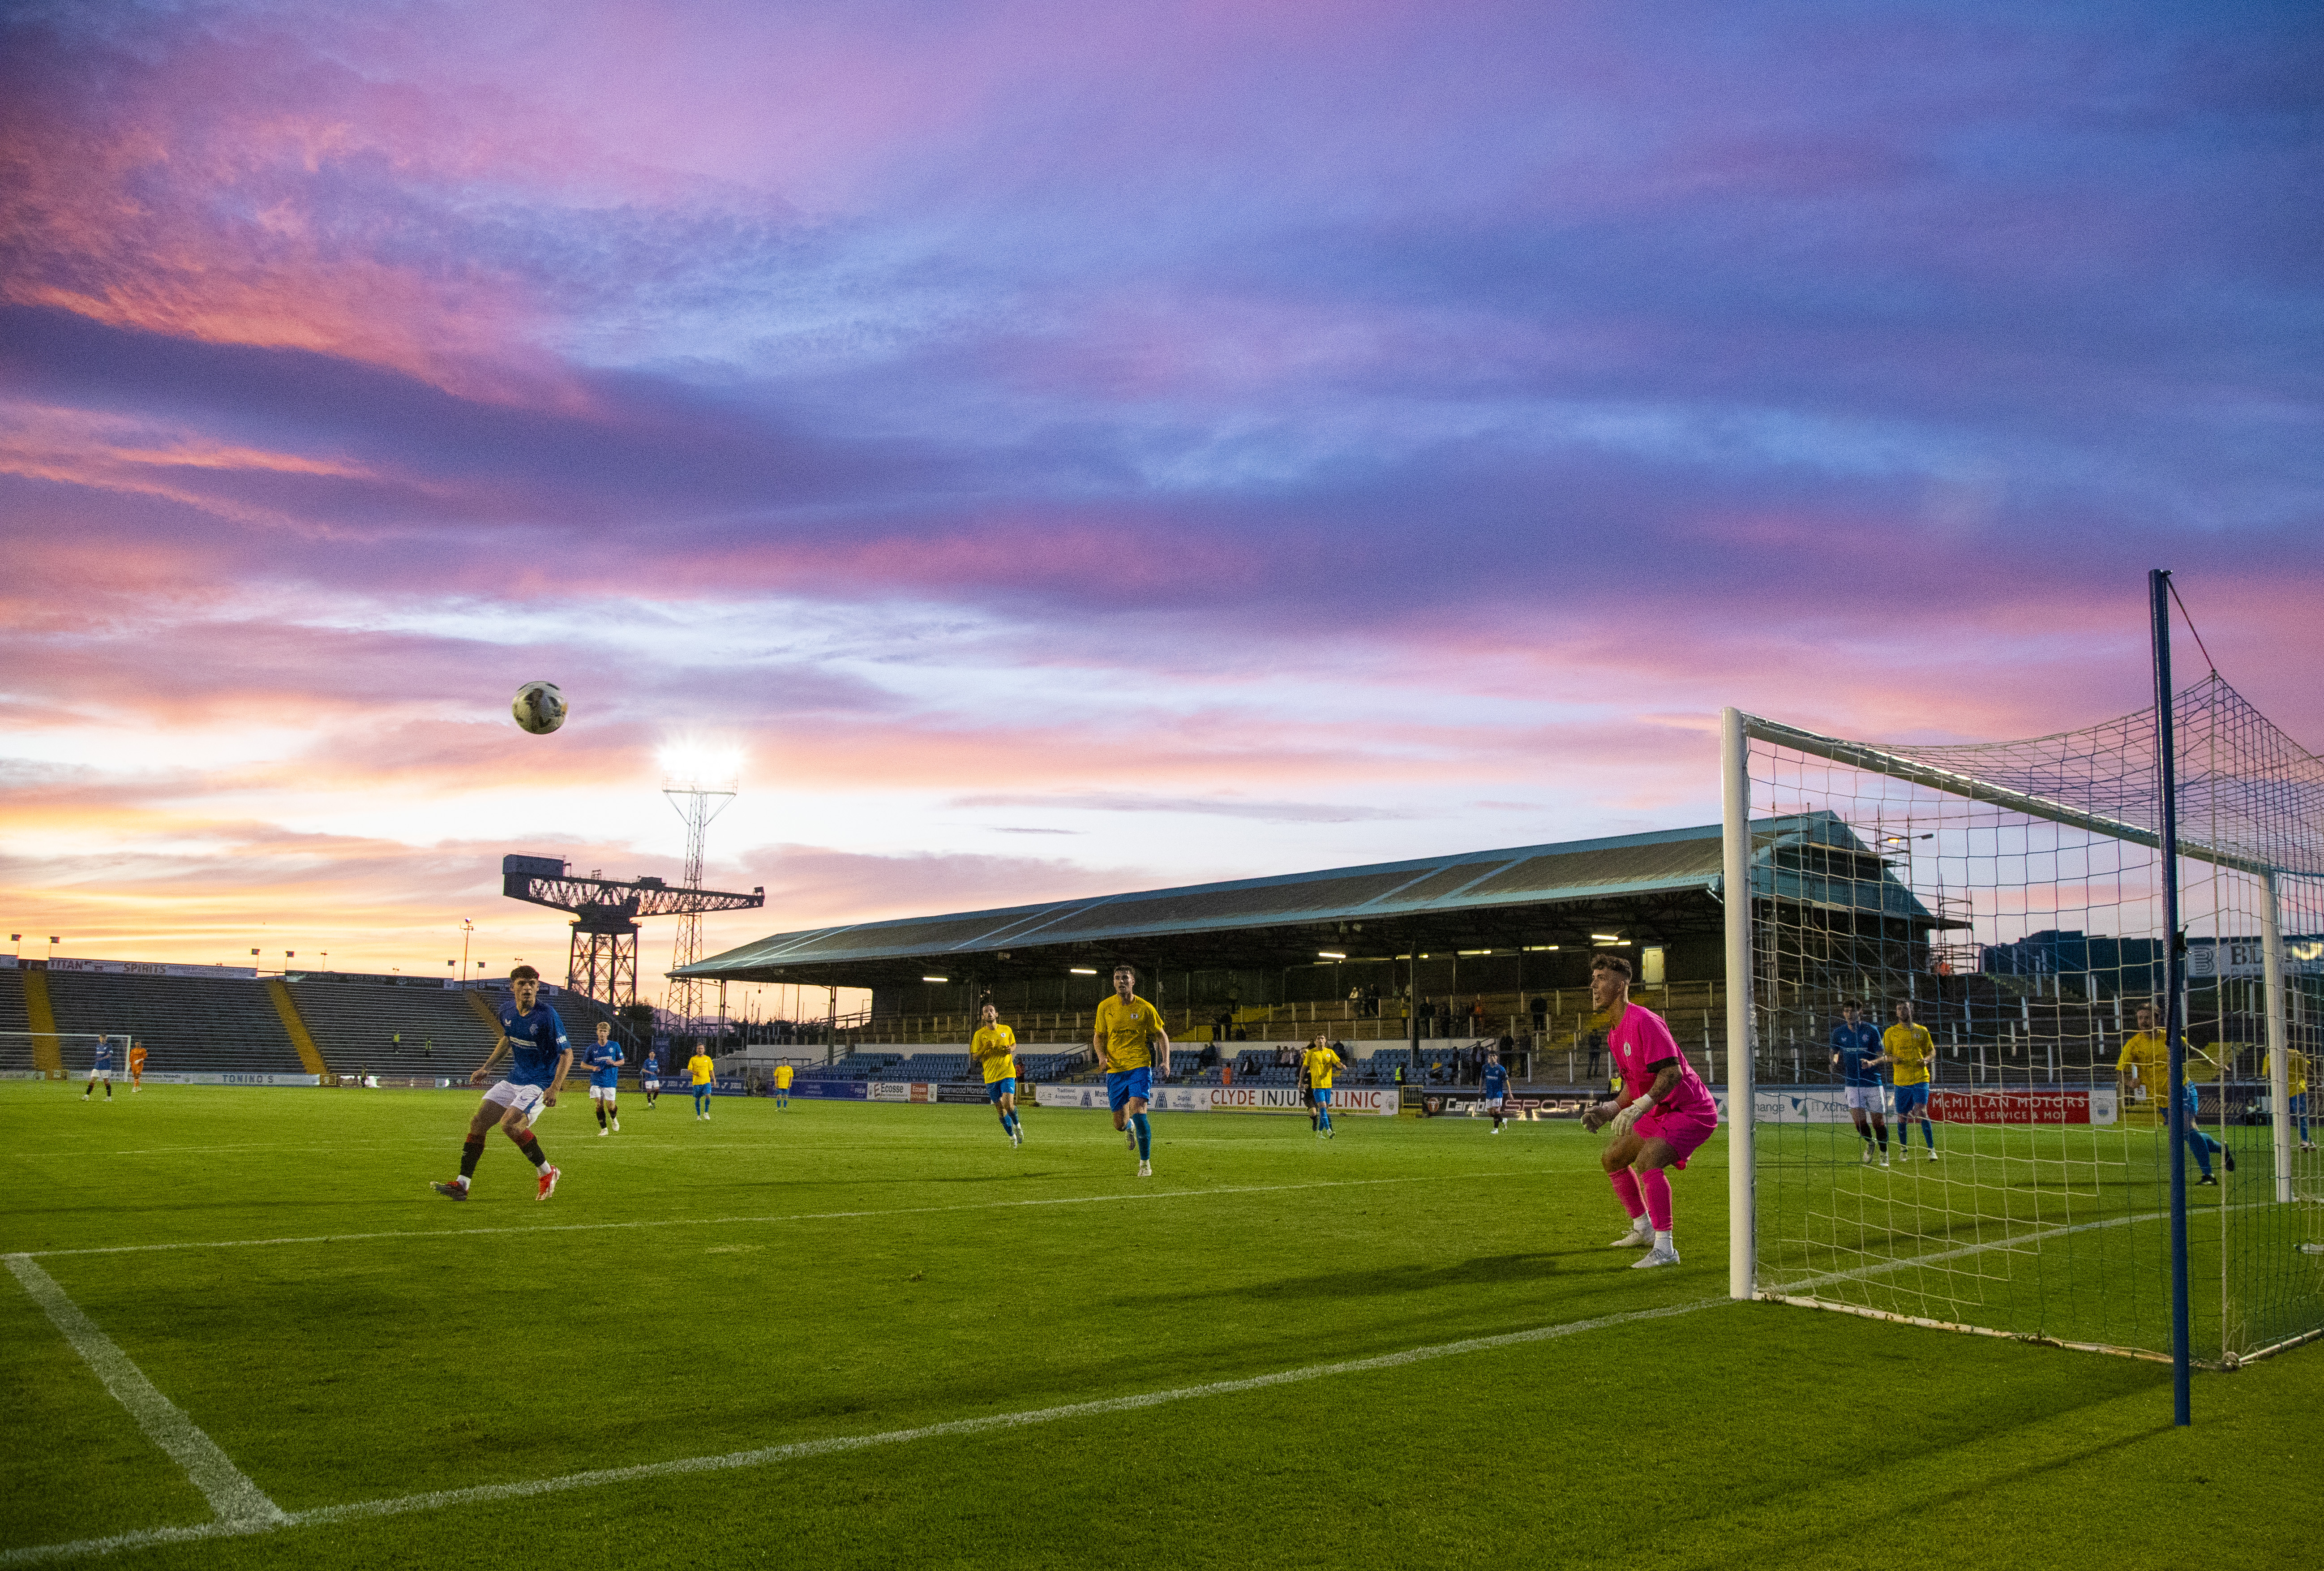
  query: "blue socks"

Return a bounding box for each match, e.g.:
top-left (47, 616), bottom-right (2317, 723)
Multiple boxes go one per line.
top-left (1919, 1119), bottom-right (1935, 1149)
top-left (1130, 1112), bottom-right (1151, 1159)
top-left (1320, 1110), bottom-right (1333, 1133)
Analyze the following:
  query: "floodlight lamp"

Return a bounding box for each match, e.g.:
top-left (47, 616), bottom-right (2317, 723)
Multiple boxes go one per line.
top-left (1590, 933), bottom-right (1622, 943)
top-left (1319, 950), bottom-right (1346, 959)
top-left (1069, 967), bottom-right (1098, 975)
top-left (659, 739), bottom-right (744, 794)
top-left (922, 975), bottom-right (948, 983)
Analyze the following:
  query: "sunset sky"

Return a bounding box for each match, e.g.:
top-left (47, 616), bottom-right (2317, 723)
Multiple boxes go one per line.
top-left (4, 1), bottom-right (2319, 1001)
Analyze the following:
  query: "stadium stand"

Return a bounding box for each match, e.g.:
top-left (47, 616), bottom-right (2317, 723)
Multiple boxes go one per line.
top-left (0, 970), bottom-right (38, 1073)
top-left (42, 969), bottom-right (307, 1075)
top-left (285, 975), bottom-right (632, 1081)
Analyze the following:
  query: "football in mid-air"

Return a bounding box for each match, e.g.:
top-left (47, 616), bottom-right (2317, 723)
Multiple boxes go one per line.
top-left (512, 680), bottom-right (567, 735)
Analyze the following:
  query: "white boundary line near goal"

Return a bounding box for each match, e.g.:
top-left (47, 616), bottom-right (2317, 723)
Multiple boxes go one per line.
top-left (0, 1278), bottom-right (1724, 1567)
top-left (17, 1173), bottom-right (1529, 1262)
top-left (3, 1257), bottom-right (287, 1534)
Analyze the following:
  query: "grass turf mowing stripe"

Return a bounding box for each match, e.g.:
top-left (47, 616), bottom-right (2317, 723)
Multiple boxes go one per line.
top-left (19, 1172), bottom-right (1525, 1260)
top-left (0, 1296), bottom-right (1724, 1567)
top-left (3, 1256), bottom-right (287, 1532)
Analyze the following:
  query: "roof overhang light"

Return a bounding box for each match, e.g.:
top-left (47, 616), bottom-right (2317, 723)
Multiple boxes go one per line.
top-left (1590, 933), bottom-right (1622, 943)
top-left (1069, 967), bottom-right (1098, 975)
top-left (1318, 950), bottom-right (1346, 959)
top-left (922, 975), bottom-right (949, 983)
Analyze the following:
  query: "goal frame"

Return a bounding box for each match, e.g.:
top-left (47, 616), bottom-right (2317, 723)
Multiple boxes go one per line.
top-left (1720, 708), bottom-right (2303, 1313)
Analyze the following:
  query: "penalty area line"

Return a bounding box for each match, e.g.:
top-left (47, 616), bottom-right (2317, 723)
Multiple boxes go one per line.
top-left (21, 1172), bottom-right (1532, 1261)
top-left (0, 1296), bottom-right (1724, 1566)
top-left (3, 1255), bottom-right (286, 1558)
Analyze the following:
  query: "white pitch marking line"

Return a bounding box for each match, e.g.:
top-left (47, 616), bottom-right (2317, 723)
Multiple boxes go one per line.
top-left (0, 1296), bottom-right (1723, 1566)
top-left (20, 1172), bottom-right (1532, 1261)
top-left (4, 1256), bottom-right (287, 1531)
top-left (1767, 1198), bottom-right (2273, 1295)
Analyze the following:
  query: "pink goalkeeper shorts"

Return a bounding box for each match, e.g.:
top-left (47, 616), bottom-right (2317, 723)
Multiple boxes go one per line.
top-left (1636, 1104), bottom-right (1718, 1169)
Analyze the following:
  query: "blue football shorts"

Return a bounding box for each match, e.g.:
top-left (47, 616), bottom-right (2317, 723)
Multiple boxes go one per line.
top-left (1892, 1082), bottom-right (1930, 1116)
top-left (986, 1077), bottom-right (1017, 1102)
top-left (1106, 1066), bottom-right (1153, 1112)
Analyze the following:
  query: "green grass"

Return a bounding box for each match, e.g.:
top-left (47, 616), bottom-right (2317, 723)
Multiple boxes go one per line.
top-left (1, 1083), bottom-right (2316, 1569)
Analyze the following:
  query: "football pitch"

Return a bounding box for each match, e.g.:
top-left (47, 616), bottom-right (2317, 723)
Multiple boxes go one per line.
top-left (2, 1085), bottom-right (2315, 1570)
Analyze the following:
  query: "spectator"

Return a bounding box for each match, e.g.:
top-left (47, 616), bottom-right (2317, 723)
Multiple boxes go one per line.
top-left (1470, 999), bottom-right (1487, 1034)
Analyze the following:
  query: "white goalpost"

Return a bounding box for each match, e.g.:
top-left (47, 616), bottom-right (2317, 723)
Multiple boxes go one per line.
top-left (1722, 663), bottom-right (2324, 1382)
top-left (0, 1033), bottom-right (135, 1081)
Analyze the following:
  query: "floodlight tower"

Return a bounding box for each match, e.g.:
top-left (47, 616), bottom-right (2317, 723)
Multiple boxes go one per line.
top-left (662, 747), bottom-right (740, 1031)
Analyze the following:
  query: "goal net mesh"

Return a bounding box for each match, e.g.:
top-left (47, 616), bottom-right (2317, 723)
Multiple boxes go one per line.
top-left (1740, 674), bottom-right (2323, 1365)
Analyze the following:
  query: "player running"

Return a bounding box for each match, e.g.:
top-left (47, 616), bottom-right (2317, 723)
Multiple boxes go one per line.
top-left (2116, 1005), bottom-right (2232, 1183)
top-left (1093, 965), bottom-right (1170, 1177)
top-left (584, 1021), bottom-right (623, 1136)
top-left (972, 1002), bottom-right (1024, 1146)
top-left (773, 1061), bottom-right (793, 1110)
top-left (1580, 953), bottom-right (1719, 1269)
top-left (1870, 1000), bottom-right (1938, 1159)
top-left (1831, 1004), bottom-right (1889, 1166)
top-left (128, 1040), bottom-right (147, 1092)
top-left (82, 1038), bottom-right (115, 1101)
top-left (688, 1040), bottom-right (716, 1119)
top-left (1482, 1050), bottom-right (1510, 1132)
top-left (432, 965), bottom-right (569, 1201)
top-left (1303, 1035), bottom-right (1344, 1140)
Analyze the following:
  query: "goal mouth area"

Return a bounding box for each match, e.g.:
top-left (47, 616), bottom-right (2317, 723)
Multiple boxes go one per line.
top-left (1722, 677), bottom-right (2324, 1373)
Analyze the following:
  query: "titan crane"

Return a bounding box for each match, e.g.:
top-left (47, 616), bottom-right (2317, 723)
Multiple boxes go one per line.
top-left (500, 855), bottom-right (764, 1014)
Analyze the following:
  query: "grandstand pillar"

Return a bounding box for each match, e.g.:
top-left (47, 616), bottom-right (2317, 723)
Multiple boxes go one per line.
top-left (2263, 871), bottom-right (2292, 1205)
top-left (1722, 706), bottom-right (1756, 1303)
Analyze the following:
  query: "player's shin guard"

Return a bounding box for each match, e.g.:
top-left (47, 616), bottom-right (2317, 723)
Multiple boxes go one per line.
top-left (1638, 1168), bottom-right (1673, 1232)
top-left (1130, 1112), bottom-right (1152, 1160)
top-left (460, 1140), bottom-right (484, 1179)
top-left (1607, 1166), bottom-right (1645, 1219)
top-left (516, 1132), bottom-right (550, 1172)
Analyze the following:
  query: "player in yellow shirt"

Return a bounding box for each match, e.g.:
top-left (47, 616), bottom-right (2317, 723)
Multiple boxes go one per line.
top-left (2115, 1007), bottom-right (2169, 1112)
top-left (2119, 1006), bottom-right (2234, 1183)
top-left (1302, 1035), bottom-right (1344, 1141)
top-left (772, 1061), bottom-right (793, 1111)
top-left (1092, 965), bottom-right (1170, 1176)
top-left (972, 1002), bottom-right (1023, 1147)
top-left (1868, 1000), bottom-right (1939, 1159)
top-left (2264, 1045), bottom-right (2311, 1151)
top-left (687, 1040), bottom-right (716, 1120)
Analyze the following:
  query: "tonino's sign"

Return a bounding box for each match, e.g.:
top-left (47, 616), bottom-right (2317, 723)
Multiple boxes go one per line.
top-left (1752, 1086), bottom-right (2117, 1126)
top-left (1033, 1083), bottom-right (1400, 1116)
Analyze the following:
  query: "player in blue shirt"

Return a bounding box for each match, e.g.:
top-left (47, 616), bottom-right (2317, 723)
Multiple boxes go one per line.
top-left (433, 965), bottom-right (571, 1201)
top-left (1830, 1004), bottom-right (1889, 1167)
top-left (1482, 1052), bottom-right (1510, 1133)
top-left (583, 1020), bottom-right (624, 1137)
top-left (82, 1038), bottom-right (115, 1102)
top-left (641, 1044), bottom-right (663, 1108)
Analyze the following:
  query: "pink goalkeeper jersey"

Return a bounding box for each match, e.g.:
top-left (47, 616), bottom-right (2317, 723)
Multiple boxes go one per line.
top-left (1610, 1004), bottom-right (1718, 1125)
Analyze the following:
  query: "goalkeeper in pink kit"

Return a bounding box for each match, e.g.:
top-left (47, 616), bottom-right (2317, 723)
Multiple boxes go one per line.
top-left (1580, 952), bottom-right (1719, 1269)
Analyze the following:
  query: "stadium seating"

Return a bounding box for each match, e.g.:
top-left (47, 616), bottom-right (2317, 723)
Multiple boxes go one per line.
top-left (286, 977), bottom-right (635, 1080)
top-left (40, 970), bottom-right (307, 1075)
top-left (0, 971), bottom-right (36, 1072)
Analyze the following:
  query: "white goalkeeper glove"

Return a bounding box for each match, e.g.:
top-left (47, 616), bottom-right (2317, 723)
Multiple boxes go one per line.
top-left (1611, 1098), bottom-right (1651, 1137)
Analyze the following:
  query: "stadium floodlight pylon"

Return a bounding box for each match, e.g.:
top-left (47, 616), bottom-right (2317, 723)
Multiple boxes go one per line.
top-left (661, 749), bottom-right (741, 1034)
top-left (1721, 646), bottom-right (2324, 1384)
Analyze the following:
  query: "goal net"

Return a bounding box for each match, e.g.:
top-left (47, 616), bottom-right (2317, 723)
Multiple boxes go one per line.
top-left (0, 1033), bottom-right (135, 1081)
top-left (1724, 673), bottom-right (2324, 1366)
